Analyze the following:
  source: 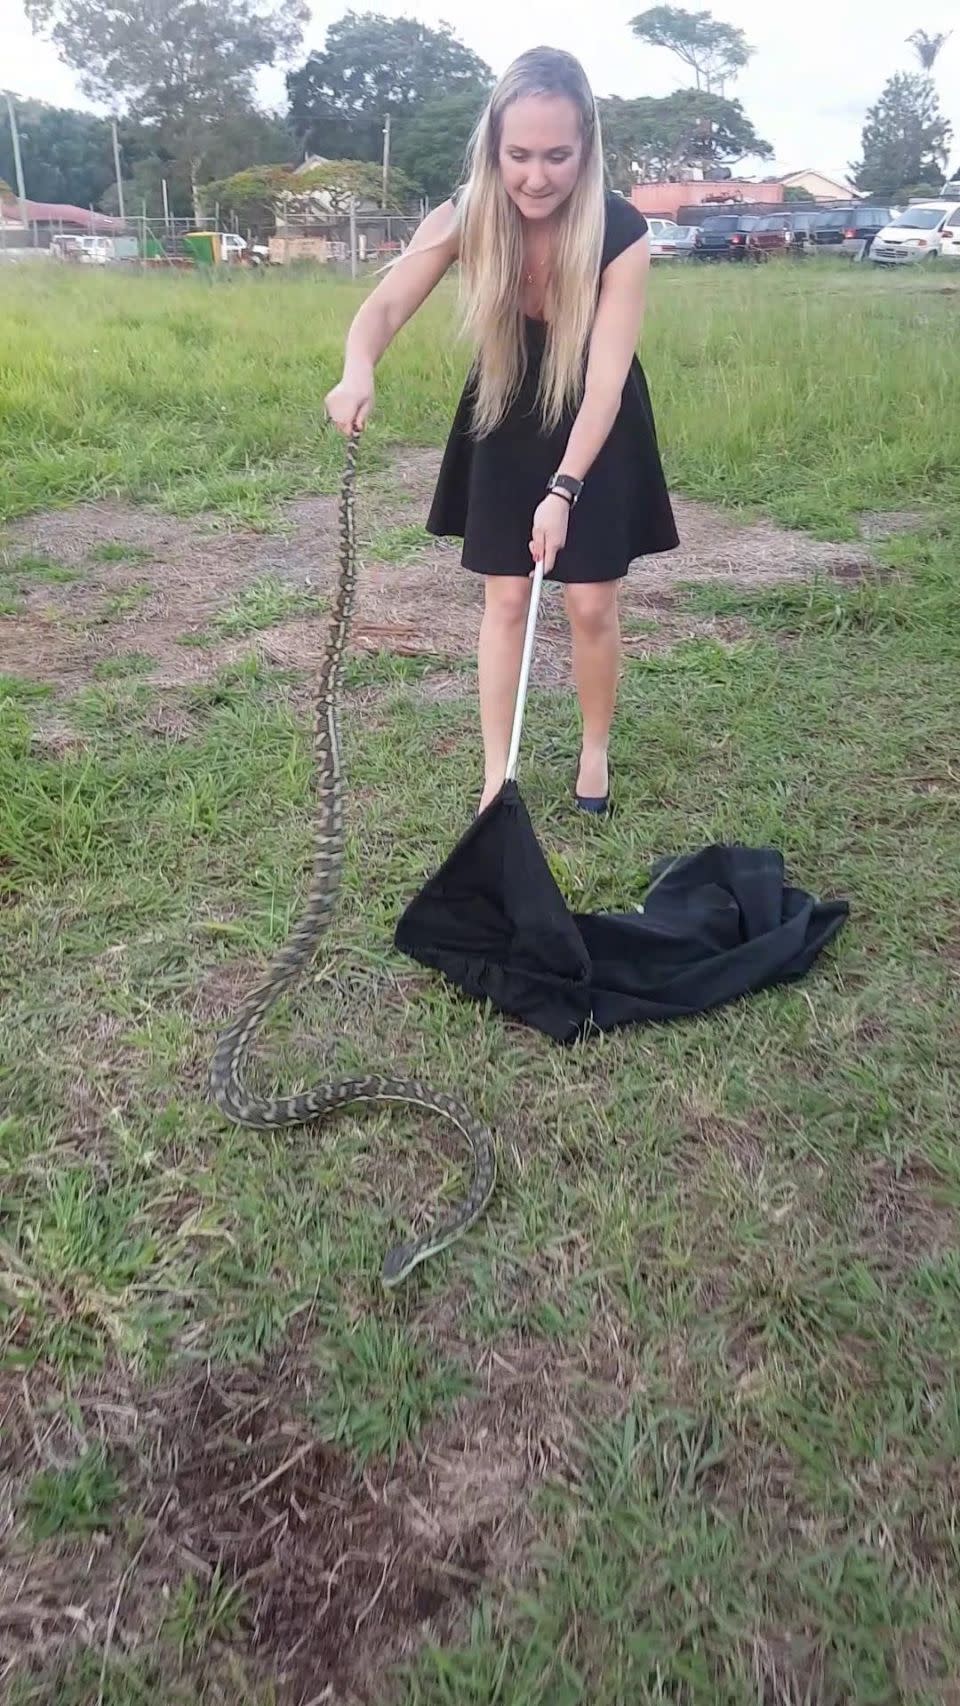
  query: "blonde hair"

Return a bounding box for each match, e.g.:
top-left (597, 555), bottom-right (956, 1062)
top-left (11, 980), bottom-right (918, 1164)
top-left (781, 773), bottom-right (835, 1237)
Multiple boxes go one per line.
top-left (456, 47), bottom-right (605, 437)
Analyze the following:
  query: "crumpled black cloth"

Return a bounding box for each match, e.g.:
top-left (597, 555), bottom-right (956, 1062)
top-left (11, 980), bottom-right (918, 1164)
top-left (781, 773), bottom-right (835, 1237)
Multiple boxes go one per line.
top-left (394, 781), bottom-right (849, 1043)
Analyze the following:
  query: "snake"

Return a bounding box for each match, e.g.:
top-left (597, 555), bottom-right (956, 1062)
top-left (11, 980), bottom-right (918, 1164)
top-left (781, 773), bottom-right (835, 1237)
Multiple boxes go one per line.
top-left (208, 430), bottom-right (496, 1288)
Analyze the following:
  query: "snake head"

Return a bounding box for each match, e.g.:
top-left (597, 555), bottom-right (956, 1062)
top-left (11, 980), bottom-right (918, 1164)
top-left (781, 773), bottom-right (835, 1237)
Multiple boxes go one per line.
top-left (381, 1240), bottom-right (422, 1289)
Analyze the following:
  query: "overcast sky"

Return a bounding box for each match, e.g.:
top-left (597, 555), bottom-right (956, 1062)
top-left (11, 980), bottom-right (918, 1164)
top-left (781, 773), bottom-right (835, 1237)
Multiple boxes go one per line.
top-left (3, 0), bottom-right (958, 185)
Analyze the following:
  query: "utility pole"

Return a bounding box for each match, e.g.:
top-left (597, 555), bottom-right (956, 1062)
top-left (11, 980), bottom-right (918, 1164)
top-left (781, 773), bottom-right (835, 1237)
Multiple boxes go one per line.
top-left (3, 89), bottom-right (28, 230)
top-left (381, 113), bottom-right (391, 209)
top-left (111, 116), bottom-right (125, 220)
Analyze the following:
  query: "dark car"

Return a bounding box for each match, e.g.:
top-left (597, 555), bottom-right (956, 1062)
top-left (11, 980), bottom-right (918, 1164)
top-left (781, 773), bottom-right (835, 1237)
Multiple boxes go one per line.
top-left (693, 213), bottom-right (760, 260)
top-left (747, 209), bottom-right (819, 258)
top-left (808, 205), bottom-right (892, 259)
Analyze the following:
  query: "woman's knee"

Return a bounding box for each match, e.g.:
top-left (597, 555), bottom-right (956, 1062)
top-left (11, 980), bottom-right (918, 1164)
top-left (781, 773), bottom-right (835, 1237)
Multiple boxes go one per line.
top-left (564, 583), bottom-right (619, 640)
top-left (484, 575), bottom-right (531, 626)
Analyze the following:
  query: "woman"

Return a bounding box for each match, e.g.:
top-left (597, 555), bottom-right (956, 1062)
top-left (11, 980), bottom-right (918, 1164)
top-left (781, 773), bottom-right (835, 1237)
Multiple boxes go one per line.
top-left (325, 46), bottom-right (678, 816)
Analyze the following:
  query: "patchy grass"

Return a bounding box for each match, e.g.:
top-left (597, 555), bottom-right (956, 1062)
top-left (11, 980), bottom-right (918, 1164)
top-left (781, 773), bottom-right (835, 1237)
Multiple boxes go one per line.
top-left (1, 263), bottom-right (959, 1703)
top-left (23, 1447), bottom-right (121, 1541)
top-left (91, 651), bottom-right (156, 681)
top-left (366, 521), bottom-right (434, 563)
top-left (210, 572), bottom-right (326, 637)
top-left (0, 552), bottom-right (80, 585)
top-left (90, 542), bottom-right (154, 565)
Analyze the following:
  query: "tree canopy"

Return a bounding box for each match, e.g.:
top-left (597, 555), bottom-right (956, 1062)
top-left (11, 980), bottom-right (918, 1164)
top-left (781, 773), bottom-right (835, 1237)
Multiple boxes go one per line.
top-left (391, 90), bottom-right (486, 201)
top-left (287, 13), bottom-right (492, 161)
top-left (630, 6), bottom-right (753, 92)
top-left (22, 0), bottom-right (306, 212)
top-left (23, 0), bottom-right (307, 123)
top-left (599, 90), bottom-right (771, 187)
top-left (852, 71), bottom-right (952, 200)
top-left (0, 100), bottom-right (114, 210)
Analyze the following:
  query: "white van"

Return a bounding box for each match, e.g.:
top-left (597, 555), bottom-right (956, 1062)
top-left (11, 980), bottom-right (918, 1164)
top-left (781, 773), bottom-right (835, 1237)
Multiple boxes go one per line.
top-left (871, 201), bottom-right (960, 265)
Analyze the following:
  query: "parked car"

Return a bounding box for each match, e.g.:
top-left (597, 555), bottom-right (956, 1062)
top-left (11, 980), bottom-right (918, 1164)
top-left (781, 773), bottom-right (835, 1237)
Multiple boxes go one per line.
top-left (808, 205), bottom-right (892, 259)
top-left (746, 210), bottom-right (819, 258)
top-left (870, 200), bottom-right (960, 265)
top-left (692, 213), bottom-right (760, 260)
top-left (647, 217), bottom-right (683, 260)
top-left (673, 224), bottom-right (700, 257)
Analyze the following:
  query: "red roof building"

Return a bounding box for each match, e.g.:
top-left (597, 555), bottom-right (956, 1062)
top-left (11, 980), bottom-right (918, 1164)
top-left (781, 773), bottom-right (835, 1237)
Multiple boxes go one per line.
top-left (0, 198), bottom-right (125, 232)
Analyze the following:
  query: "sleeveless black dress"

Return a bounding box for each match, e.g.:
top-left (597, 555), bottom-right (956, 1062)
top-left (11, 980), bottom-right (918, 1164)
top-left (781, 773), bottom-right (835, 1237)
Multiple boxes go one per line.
top-left (425, 192), bottom-right (679, 584)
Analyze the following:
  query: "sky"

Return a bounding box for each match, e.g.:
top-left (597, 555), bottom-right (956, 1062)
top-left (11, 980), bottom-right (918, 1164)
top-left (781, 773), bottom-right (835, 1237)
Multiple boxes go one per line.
top-left (3, 0), bottom-right (959, 186)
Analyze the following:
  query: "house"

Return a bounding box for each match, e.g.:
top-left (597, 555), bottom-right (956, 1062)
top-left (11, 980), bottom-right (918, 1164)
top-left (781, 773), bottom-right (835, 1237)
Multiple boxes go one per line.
top-left (776, 170), bottom-right (862, 202)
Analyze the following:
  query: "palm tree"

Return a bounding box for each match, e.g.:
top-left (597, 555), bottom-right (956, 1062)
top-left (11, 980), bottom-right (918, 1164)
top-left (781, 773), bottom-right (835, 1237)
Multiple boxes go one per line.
top-left (907, 29), bottom-right (951, 71)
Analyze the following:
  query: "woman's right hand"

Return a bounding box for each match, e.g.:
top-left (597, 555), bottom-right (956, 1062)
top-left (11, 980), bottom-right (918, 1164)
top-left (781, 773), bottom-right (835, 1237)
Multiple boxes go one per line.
top-left (325, 369), bottom-right (374, 435)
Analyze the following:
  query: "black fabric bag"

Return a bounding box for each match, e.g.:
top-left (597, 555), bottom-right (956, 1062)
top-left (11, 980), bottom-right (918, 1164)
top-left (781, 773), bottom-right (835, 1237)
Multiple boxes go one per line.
top-left (395, 780), bottom-right (849, 1043)
top-left (394, 564), bottom-right (849, 1041)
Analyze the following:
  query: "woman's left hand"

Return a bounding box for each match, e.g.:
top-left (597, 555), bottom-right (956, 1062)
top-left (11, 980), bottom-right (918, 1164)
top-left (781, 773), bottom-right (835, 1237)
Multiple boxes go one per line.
top-left (530, 493), bottom-right (570, 576)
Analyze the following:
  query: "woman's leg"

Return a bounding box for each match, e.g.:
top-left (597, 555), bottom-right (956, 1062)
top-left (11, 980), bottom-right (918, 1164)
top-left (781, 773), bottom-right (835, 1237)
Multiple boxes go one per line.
top-left (563, 581), bottom-right (621, 799)
top-left (477, 574), bottom-right (531, 812)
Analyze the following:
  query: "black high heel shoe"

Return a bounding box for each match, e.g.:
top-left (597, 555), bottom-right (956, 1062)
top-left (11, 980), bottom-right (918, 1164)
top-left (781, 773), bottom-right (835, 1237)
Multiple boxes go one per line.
top-left (574, 759), bottom-right (611, 816)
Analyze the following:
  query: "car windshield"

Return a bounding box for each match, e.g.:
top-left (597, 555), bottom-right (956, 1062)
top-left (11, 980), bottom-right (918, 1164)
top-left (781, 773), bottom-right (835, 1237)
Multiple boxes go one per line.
top-left (890, 206), bottom-right (944, 229)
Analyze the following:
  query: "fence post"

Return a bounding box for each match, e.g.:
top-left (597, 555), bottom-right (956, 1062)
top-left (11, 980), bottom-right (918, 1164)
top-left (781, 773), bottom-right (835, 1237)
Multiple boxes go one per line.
top-left (141, 199), bottom-right (147, 271)
top-left (349, 195), bottom-right (358, 279)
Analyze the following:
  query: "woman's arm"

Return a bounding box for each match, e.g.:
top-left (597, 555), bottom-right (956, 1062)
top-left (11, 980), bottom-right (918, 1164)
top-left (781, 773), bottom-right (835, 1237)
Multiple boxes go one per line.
top-left (326, 200), bottom-right (460, 433)
top-left (556, 232), bottom-right (651, 482)
top-left (530, 232), bottom-right (650, 571)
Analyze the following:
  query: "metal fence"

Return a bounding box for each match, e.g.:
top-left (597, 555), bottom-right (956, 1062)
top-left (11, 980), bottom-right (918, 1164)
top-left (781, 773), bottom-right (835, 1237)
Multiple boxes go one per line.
top-left (0, 204), bottom-right (425, 273)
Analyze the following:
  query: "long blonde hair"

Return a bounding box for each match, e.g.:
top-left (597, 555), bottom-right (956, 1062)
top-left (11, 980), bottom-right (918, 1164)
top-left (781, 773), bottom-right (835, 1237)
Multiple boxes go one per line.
top-left (456, 48), bottom-right (605, 437)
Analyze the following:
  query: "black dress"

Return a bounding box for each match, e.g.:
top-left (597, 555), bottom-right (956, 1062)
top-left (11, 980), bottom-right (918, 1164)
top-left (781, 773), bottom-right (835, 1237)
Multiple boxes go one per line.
top-left (425, 192), bottom-right (679, 584)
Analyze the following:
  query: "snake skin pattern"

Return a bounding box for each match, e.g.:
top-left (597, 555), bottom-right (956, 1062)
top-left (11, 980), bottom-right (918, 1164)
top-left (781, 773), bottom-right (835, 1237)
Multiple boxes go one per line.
top-left (208, 432), bottom-right (496, 1287)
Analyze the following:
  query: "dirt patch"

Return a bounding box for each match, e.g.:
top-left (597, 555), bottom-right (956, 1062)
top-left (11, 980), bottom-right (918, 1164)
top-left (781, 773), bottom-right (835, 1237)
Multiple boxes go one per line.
top-left (856, 1153), bottom-right (958, 1277)
top-left (1, 1337), bottom-right (589, 1703)
top-left (1, 448), bottom-right (881, 705)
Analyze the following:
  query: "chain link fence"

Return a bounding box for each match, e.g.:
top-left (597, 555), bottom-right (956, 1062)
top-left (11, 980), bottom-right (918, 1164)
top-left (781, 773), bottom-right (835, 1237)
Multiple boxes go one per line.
top-left (0, 203), bottom-right (425, 273)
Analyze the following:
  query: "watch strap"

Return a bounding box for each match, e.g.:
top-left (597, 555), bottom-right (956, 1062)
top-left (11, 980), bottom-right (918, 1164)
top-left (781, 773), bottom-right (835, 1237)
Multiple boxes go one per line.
top-left (547, 472), bottom-right (583, 507)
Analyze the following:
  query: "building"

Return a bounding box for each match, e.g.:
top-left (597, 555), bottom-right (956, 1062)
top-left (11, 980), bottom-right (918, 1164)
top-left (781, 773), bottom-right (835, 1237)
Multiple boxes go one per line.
top-left (776, 169), bottom-right (862, 202)
top-left (0, 197), bottom-right (125, 236)
top-left (630, 180), bottom-right (784, 222)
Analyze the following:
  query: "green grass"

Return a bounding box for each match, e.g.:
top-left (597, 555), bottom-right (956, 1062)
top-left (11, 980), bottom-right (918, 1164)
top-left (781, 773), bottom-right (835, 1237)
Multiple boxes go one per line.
top-left (210, 571), bottom-right (325, 637)
top-left (0, 551), bottom-right (80, 585)
top-left (1, 263), bottom-right (959, 1704)
top-left (24, 1447), bottom-right (121, 1540)
top-left (366, 520), bottom-right (435, 562)
top-left (91, 542), bottom-right (154, 564)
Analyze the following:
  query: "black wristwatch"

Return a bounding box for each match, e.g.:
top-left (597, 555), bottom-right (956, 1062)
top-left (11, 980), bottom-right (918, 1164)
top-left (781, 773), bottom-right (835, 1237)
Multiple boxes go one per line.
top-left (547, 472), bottom-right (584, 507)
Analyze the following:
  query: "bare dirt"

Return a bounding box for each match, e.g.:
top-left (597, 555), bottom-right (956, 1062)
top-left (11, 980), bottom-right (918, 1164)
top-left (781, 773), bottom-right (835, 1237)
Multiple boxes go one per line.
top-left (0, 1335), bottom-right (605, 1704)
top-left (1, 447), bottom-right (882, 702)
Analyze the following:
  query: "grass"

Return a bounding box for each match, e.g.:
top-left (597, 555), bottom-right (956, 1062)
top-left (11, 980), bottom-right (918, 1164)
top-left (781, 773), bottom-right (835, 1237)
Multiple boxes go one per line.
top-left (1, 261), bottom-right (957, 532)
top-left (1, 262), bottom-right (959, 1704)
top-left (210, 571), bottom-right (326, 637)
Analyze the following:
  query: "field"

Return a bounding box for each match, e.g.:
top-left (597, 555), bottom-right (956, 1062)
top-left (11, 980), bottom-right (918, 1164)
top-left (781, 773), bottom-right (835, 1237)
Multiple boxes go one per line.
top-left (1, 259), bottom-right (959, 1705)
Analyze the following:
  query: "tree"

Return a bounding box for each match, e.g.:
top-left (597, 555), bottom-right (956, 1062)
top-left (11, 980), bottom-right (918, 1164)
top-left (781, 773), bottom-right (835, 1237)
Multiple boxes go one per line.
top-left (907, 29), bottom-right (951, 71)
top-left (852, 72), bottom-right (952, 200)
top-left (288, 13), bottom-right (492, 161)
top-left (392, 90), bottom-right (487, 200)
top-left (200, 164), bottom-right (297, 228)
top-left (630, 6), bottom-right (752, 92)
top-left (783, 184), bottom-right (816, 202)
top-left (22, 0), bottom-right (307, 213)
top-left (295, 158), bottom-right (416, 214)
top-left (599, 90), bottom-right (771, 186)
top-left (0, 100), bottom-right (114, 209)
